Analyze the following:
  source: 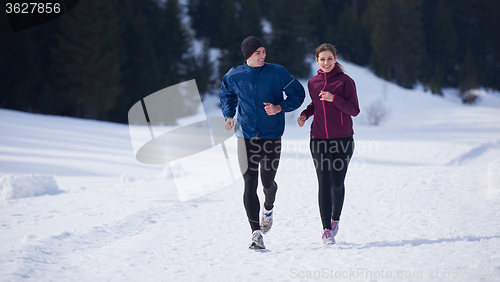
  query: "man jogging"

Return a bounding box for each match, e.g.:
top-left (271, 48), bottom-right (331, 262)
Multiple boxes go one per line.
top-left (220, 36), bottom-right (305, 250)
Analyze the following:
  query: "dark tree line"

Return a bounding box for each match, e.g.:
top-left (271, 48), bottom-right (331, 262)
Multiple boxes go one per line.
top-left (1, 0), bottom-right (499, 123)
top-left (1, 0), bottom-right (211, 122)
top-left (192, 0), bottom-right (500, 96)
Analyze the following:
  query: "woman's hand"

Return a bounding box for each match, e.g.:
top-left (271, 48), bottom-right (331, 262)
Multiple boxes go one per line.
top-left (224, 117), bottom-right (234, 131)
top-left (319, 91), bottom-right (334, 102)
top-left (297, 115), bottom-right (306, 127)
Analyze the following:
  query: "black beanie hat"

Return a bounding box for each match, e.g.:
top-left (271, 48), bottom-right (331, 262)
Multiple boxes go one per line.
top-left (241, 36), bottom-right (265, 59)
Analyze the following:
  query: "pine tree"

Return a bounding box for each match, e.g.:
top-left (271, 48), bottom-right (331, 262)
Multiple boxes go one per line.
top-left (161, 0), bottom-right (189, 87)
top-left (315, 0), bottom-right (347, 45)
top-left (267, 0), bottom-right (320, 78)
top-left (218, 0), bottom-right (244, 74)
top-left (108, 0), bottom-right (164, 123)
top-left (188, 0), bottom-right (224, 47)
top-left (0, 29), bottom-right (41, 112)
top-left (481, 0), bottom-right (500, 90)
top-left (189, 0), bottom-right (265, 82)
top-left (451, 0), bottom-right (485, 88)
top-left (161, 0), bottom-right (202, 123)
top-left (459, 44), bottom-right (478, 93)
top-left (423, 0), bottom-right (457, 95)
top-left (335, 1), bottom-right (371, 66)
top-left (365, 0), bottom-right (426, 88)
top-left (184, 40), bottom-right (215, 96)
top-left (1, 10), bottom-right (70, 115)
top-left (239, 0), bottom-right (263, 39)
top-left (48, 0), bottom-right (121, 119)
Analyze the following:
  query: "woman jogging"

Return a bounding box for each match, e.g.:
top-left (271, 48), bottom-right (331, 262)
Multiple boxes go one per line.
top-left (297, 43), bottom-right (360, 245)
top-left (220, 36), bottom-right (305, 250)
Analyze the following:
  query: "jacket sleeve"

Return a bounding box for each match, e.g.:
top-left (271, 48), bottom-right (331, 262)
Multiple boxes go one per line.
top-left (300, 81), bottom-right (315, 118)
top-left (333, 77), bottom-right (360, 117)
top-left (278, 67), bottom-right (305, 112)
top-left (219, 74), bottom-right (238, 119)
top-left (300, 102), bottom-right (314, 119)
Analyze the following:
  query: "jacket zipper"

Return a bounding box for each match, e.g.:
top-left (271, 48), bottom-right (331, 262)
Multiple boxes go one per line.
top-left (321, 74), bottom-right (329, 138)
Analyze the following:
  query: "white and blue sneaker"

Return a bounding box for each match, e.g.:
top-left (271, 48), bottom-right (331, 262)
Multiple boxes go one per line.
top-left (261, 208), bottom-right (273, 234)
top-left (249, 230), bottom-right (265, 250)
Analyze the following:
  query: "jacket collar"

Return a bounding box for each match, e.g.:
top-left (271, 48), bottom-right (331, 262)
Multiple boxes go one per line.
top-left (243, 61), bottom-right (266, 74)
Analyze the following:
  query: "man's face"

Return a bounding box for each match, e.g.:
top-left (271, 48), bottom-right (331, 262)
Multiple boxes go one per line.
top-left (247, 47), bottom-right (266, 67)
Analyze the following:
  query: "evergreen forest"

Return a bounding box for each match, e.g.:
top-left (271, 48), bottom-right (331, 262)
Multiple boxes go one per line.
top-left (1, 0), bottom-right (499, 123)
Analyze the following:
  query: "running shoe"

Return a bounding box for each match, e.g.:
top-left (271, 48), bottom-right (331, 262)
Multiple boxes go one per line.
top-left (322, 228), bottom-right (335, 245)
top-left (261, 208), bottom-right (273, 234)
top-left (331, 220), bottom-right (339, 238)
top-left (249, 230), bottom-right (266, 250)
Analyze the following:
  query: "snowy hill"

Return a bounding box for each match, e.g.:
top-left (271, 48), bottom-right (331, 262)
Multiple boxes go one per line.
top-left (1, 61), bottom-right (500, 281)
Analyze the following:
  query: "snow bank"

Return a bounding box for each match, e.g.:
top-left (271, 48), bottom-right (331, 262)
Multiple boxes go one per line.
top-left (0, 174), bottom-right (64, 200)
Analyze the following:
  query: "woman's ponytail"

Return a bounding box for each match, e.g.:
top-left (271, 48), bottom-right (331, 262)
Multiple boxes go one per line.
top-left (335, 62), bottom-right (345, 73)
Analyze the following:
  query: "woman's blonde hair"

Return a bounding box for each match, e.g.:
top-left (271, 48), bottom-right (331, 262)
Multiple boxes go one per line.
top-left (315, 43), bottom-right (345, 72)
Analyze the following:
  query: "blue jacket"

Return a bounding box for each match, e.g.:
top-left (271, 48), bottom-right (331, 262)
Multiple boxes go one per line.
top-left (220, 62), bottom-right (305, 139)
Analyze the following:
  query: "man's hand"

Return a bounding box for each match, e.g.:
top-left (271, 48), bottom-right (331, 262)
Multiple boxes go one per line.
top-left (264, 102), bottom-right (282, 115)
top-left (224, 117), bottom-right (234, 131)
top-left (297, 115), bottom-right (306, 127)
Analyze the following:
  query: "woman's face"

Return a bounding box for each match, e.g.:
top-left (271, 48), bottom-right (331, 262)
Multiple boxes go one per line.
top-left (316, 50), bottom-right (336, 73)
top-left (247, 47), bottom-right (266, 67)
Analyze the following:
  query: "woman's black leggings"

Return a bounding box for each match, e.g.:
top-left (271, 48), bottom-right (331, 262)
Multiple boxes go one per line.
top-left (310, 136), bottom-right (354, 230)
top-left (238, 138), bottom-right (281, 232)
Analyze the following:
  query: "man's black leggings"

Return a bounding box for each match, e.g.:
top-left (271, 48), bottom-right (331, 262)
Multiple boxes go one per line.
top-left (238, 138), bottom-right (281, 232)
top-left (310, 136), bottom-right (354, 230)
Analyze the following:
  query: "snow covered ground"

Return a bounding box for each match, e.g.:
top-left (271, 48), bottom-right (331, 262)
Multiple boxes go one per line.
top-left (1, 61), bottom-right (500, 281)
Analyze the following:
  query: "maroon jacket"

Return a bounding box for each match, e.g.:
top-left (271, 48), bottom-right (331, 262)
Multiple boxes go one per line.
top-left (301, 65), bottom-right (360, 139)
